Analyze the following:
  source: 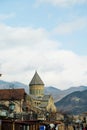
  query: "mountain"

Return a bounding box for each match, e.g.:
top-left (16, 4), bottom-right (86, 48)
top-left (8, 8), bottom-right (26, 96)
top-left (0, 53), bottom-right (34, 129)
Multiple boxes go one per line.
top-left (45, 86), bottom-right (61, 94)
top-left (55, 90), bottom-right (87, 115)
top-left (45, 85), bottom-right (87, 102)
top-left (63, 85), bottom-right (87, 94)
top-left (0, 80), bottom-right (29, 93)
top-left (44, 86), bottom-right (63, 101)
top-left (51, 85), bottom-right (87, 102)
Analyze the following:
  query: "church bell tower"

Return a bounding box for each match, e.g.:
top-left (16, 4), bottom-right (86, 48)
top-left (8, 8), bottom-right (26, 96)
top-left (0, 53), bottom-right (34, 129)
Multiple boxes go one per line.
top-left (29, 71), bottom-right (44, 97)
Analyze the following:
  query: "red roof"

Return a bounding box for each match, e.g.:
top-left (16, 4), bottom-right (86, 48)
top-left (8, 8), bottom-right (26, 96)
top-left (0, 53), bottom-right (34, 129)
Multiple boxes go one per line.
top-left (0, 88), bottom-right (26, 100)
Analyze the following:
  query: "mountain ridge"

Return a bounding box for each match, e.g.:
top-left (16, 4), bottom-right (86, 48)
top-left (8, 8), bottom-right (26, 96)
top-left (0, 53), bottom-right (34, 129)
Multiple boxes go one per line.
top-left (55, 90), bottom-right (87, 115)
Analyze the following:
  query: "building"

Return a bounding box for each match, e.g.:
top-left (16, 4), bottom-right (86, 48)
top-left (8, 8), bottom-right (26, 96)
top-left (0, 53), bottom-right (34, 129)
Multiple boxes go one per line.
top-left (27, 71), bottom-right (57, 114)
top-left (0, 88), bottom-right (26, 115)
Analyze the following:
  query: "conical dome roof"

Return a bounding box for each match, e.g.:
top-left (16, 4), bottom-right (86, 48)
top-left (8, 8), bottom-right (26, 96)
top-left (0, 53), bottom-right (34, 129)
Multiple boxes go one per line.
top-left (29, 71), bottom-right (44, 86)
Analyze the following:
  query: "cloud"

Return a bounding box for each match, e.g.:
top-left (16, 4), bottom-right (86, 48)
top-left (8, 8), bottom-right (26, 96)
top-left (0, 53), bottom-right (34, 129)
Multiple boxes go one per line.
top-left (0, 13), bottom-right (15, 20)
top-left (0, 23), bottom-right (60, 50)
top-left (53, 17), bottom-right (87, 35)
top-left (0, 23), bottom-right (87, 89)
top-left (0, 23), bottom-right (60, 82)
top-left (42, 51), bottom-right (87, 88)
top-left (35, 0), bottom-right (87, 7)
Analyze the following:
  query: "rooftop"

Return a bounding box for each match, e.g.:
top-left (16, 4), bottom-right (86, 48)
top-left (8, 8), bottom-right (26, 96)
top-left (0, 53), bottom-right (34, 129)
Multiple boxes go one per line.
top-left (29, 71), bottom-right (44, 86)
top-left (0, 88), bottom-right (26, 100)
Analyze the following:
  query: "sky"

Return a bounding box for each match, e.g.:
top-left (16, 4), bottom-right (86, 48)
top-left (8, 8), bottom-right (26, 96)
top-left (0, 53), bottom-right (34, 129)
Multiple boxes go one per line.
top-left (0, 0), bottom-right (87, 90)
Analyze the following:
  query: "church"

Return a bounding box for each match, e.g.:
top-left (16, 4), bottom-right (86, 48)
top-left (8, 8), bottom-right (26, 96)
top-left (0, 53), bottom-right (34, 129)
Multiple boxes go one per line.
top-left (26, 71), bottom-right (57, 113)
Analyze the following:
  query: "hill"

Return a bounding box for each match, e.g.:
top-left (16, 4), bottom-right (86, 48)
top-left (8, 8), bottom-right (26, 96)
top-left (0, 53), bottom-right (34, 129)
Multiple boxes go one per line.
top-left (45, 85), bottom-right (87, 102)
top-left (0, 80), bottom-right (29, 93)
top-left (55, 90), bottom-right (87, 115)
top-left (44, 86), bottom-right (62, 101)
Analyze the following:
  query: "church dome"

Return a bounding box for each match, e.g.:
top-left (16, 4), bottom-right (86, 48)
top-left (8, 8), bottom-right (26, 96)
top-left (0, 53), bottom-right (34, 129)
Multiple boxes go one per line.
top-left (29, 71), bottom-right (44, 86)
top-left (29, 71), bottom-right (44, 97)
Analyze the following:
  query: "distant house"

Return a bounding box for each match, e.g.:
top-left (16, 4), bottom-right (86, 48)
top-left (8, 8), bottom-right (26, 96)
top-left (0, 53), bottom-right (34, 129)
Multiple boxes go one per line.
top-left (0, 88), bottom-right (26, 113)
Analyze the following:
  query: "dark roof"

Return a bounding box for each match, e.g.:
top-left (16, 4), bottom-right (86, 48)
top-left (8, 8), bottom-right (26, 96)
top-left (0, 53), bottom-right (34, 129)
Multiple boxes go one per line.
top-left (29, 71), bottom-right (44, 86)
top-left (0, 88), bottom-right (26, 100)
